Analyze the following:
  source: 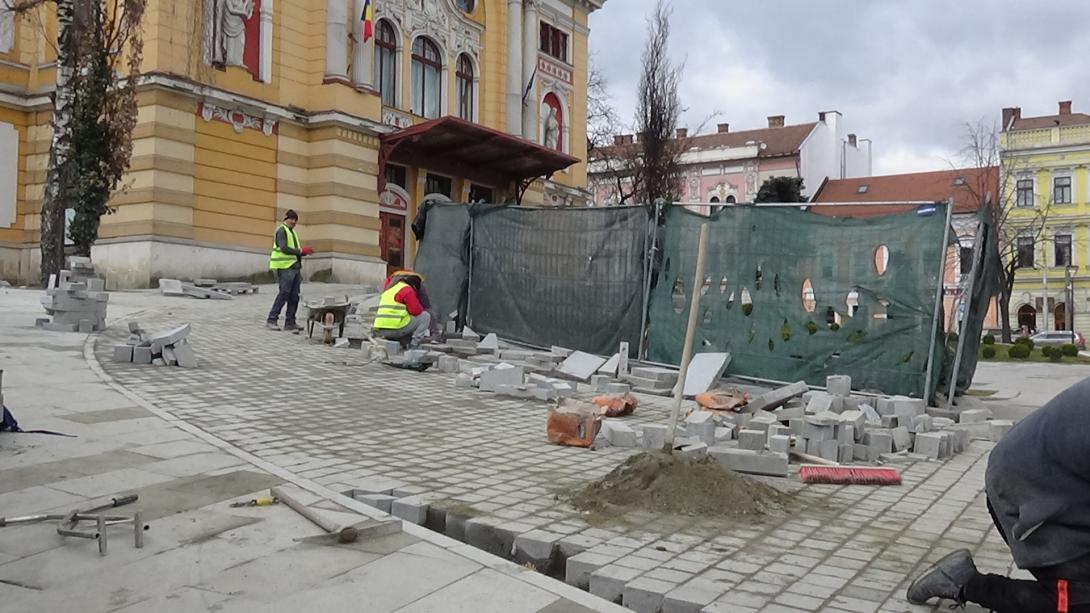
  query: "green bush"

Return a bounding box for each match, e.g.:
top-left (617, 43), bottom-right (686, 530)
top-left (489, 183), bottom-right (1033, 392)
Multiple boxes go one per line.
top-left (1062, 344), bottom-right (1079, 357)
top-left (1014, 337), bottom-right (1034, 350)
top-left (1008, 344), bottom-right (1031, 359)
top-left (1050, 350), bottom-right (1064, 362)
top-left (983, 334), bottom-right (996, 345)
top-left (981, 345), bottom-right (997, 359)
top-left (1041, 346), bottom-right (1055, 358)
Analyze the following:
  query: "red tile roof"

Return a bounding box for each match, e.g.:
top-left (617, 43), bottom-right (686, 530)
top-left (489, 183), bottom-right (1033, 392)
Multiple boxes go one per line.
top-left (591, 122), bottom-right (817, 161)
top-left (1011, 113), bottom-right (1090, 131)
top-left (809, 166), bottom-right (998, 217)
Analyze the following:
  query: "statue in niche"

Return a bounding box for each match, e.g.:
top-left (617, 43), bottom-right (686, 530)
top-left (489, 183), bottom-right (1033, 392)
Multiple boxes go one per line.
top-left (211, 0), bottom-right (254, 68)
top-left (542, 104), bottom-right (560, 150)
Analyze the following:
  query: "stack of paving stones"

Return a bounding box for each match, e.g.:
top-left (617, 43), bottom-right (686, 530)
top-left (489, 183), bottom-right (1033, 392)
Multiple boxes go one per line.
top-left (36, 257), bottom-right (109, 332)
top-left (111, 322), bottom-right (198, 368)
top-left (158, 278), bottom-right (233, 300)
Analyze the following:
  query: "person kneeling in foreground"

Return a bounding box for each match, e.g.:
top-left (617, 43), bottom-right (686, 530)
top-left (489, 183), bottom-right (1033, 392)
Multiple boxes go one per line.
top-left (907, 378), bottom-right (1090, 612)
top-left (372, 270), bottom-right (431, 348)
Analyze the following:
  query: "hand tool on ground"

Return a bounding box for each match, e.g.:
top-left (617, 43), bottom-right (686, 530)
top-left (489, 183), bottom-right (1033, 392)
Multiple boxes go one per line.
top-left (271, 486), bottom-right (362, 544)
top-left (229, 496), bottom-right (280, 508)
top-left (3, 494), bottom-right (148, 556)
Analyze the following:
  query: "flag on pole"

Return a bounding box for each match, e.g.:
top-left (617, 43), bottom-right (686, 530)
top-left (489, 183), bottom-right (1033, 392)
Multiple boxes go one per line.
top-left (361, 0), bottom-right (374, 43)
top-left (521, 65), bottom-right (537, 105)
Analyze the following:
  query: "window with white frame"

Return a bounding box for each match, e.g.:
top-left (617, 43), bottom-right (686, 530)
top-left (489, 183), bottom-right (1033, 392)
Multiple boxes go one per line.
top-left (410, 37), bottom-right (442, 119)
top-left (1016, 178), bottom-right (1034, 207)
top-left (1016, 236), bottom-right (1035, 268)
top-left (376, 20), bottom-right (398, 107)
top-left (539, 22), bottom-right (569, 63)
top-left (1054, 175), bottom-right (1073, 205)
top-left (456, 54), bottom-right (474, 121)
top-left (1054, 233), bottom-right (1073, 266)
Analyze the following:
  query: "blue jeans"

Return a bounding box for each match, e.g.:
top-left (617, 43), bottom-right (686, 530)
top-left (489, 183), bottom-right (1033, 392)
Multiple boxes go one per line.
top-left (267, 268), bottom-right (301, 326)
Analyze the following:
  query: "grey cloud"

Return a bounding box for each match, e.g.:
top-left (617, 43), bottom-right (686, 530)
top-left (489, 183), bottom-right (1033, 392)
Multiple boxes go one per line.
top-left (590, 1), bottom-right (1090, 173)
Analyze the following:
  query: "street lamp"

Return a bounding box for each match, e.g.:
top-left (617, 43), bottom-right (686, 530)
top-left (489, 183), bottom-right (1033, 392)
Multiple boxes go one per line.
top-left (1067, 264), bottom-right (1077, 334)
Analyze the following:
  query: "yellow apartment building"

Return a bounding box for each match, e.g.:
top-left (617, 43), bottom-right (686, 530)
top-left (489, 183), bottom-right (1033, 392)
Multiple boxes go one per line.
top-left (0, 0), bottom-right (603, 287)
top-left (1002, 101), bottom-right (1090, 335)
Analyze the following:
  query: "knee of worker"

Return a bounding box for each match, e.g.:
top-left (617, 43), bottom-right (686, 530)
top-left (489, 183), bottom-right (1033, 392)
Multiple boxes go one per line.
top-left (417, 311), bottom-right (432, 327)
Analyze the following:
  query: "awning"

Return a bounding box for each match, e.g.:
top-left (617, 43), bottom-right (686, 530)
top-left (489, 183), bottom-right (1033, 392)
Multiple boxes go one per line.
top-left (378, 116), bottom-right (580, 192)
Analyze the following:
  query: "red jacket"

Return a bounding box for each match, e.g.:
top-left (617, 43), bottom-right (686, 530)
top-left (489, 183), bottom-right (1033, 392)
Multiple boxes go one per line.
top-left (384, 276), bottom-right (424, 316)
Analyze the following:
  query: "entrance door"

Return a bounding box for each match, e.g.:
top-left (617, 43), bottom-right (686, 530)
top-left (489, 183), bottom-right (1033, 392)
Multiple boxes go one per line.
top-left (1017, 304), bottom-right (1037, 334)
top-left (380, 212), bottom-right (406, 278)
top-left (1055, 302), bottom-right (1068, 331)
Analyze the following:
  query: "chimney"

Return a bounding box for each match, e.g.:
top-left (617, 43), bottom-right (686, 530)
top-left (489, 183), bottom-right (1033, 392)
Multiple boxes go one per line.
top-left (613, 135), bottom-right (625, 146)
top-left (768, 115), bottom-right (785, 129)
top-left (717, 123), bottom-right (730, 133)
top-left (847, 134), bottom-right (857, 147)
top-left (622, 134), bottom-right (634, 145)
top-left (1002, 107), bottom-right (1022, 128)
top-left (1060, 100), bottom-right (1073, 115)
top-left (675, 128), bottom-right (688, 139)
top-left (818, 111), bottom-right (827, 122)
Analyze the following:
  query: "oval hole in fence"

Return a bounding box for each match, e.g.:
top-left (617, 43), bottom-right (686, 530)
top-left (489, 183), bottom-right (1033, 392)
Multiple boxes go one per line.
top-left (755, 265), bottom-right (763, 290)
top-left (846, 290), bottom-right (860, 318)
top-left (719, 276), bottom-right (728, 294)
top-left (875, 245), bottom-right (890, 276)
top-left (672, 279), bottom-right (686, 314)
top-left (701, 276), bottom-right (712, 296)
top-left (741, 287), bottom-right (753, 316)
top-left (801, 279), bottom-right (816, 313)
top-left (726, 291), bottom-right (735, 310)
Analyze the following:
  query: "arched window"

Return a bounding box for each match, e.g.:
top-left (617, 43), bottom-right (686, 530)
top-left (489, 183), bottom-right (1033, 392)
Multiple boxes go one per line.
top-left (456, 54), bottom-right (474, 121)
top-left (411, 37), bottom-right (442, 118)
top-left (709, 196), bottom-right (720, 203)
top-left (376, 20), bottom-right (397, 107)
top-left (726, 195), bottom-right (737, 204)
top-left (541, 92), bottom-right (563, 152)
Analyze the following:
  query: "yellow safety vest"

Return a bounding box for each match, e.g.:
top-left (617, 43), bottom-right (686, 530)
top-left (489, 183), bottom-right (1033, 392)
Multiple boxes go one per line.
top-left (269, 224), bottom-right (300, 270)
top-left (374, 281), bottom-right (412, 330)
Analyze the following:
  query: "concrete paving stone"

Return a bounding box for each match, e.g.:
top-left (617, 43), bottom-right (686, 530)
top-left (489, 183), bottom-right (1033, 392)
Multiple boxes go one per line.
top-left (514, 529), bottom-right (562, 569)
top-left (958, 408), bottom-right (991, 423)
top-left (747, 380), bottom-right (808, 412)
top-left (639, 424), bottom-right (669, 449)
top-left (133, 346), bottom-right (153, 364)
top-left (590, 564), bottom-right (643, 603)
top-left (989, 419), bottom-right (1014, 441)
top-left (707, 447), bottom-right (789, 477)
top-left (599, 353), bottom-right (621, 376)
top-left (558, 351), bottom-right (608, 381)
top-left (480, 366), bottom-right (525, 392)
top-left (685, 411), bottom-right (716, 446)
top-left (682, 353), bottom-right (731, 397)
top-left (131, 440), bottom-right (218, 459)
top-left (679, 443), bottom-right (708, 459)
top-left (891, 426), bottom-right (912, 452)
top-left (826, 375), bottom-right (852, 397)
top-left (601, 420), bottom-right (638, 448)
top-left (806, 392), bottom-right (833, 415)
top-left (109, 586), bottom-right (230, 613)
top-left (357, 493), bottom-right (397, 513)
top-left (141, 452), bottom-right (245, 478)
top-left (738, 429), bottom-right (766, 451)
top-left (394, 568), bottom-right (560, 613)
top-left (913, 432), bottom-right (943, 459)
top-left (48, 467), bottom-right (177, 497)
top-left (565, 551), bottom-right (617, 589)
top-left (624, 577), bottom-right (678, 613)
top-left (171, 340), bottom-right (198, 368)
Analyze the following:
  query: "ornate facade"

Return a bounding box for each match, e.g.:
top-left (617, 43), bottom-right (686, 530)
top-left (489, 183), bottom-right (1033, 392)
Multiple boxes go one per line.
top-left (0, 0), bottom-right (604, 287)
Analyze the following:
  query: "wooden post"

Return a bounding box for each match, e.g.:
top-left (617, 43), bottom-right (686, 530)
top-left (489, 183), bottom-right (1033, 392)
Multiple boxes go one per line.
top-left (663, 223), bottom-right (710, 453)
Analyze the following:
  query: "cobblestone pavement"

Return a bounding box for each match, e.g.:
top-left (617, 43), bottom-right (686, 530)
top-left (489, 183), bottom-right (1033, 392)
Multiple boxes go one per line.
top-left (92, 286), bottom-right (1026, 613)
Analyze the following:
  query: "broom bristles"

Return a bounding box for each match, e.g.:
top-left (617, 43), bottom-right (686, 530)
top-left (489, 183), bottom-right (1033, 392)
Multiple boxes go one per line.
top-left (799, 465), bottom-right (902, 486)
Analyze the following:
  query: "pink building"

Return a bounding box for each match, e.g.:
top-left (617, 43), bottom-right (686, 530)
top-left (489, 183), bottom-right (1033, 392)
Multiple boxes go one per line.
top-left (588, 112), bottom-right (872, 208)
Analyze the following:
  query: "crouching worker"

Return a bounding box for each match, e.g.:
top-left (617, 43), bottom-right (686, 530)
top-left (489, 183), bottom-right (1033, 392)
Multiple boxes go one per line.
top-left (907, 378), bottom-right (1090, 612)
top-left (372, 270), bottom-right (431, 348)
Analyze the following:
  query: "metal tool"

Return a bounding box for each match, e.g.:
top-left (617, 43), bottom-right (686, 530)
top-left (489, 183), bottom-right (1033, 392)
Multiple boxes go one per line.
top-left (2, 494), bottom-right (148, 555)
top-left (271, 486), bottom-right (364, 544)
top-left (229, 496), bottom-right (280, 508)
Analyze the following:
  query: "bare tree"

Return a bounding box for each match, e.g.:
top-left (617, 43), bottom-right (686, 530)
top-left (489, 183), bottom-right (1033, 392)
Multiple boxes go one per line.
top-left (960, 120), bottom-right (1051, 343)
top-left (634, 0), bottom-right (684, 204)
top-left (9, 0), bottom-right (145, 284)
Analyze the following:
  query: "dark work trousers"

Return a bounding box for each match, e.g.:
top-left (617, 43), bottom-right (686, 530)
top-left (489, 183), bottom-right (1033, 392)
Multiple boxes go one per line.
top-left (963, 498), bottom-right (1090, 612)
top-left (267, 268), bottom-right (302, 327)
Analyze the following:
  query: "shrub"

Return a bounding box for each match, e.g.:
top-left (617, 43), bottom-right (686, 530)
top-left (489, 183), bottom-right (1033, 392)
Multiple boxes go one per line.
top-left (981, 345), bottom-right (997, 359)
top-left (1014, 337), bottom-right (1034, 350)
top-left (1041, 346), bottom-right (1055, 358)
top-left (982, 334), bottom-right (996, 345)
top-left (1008, 344), bottom-right (1031, 359)
top-left (1062, 343), bottom-right (1079, 357)
top-left (1050, 350), bottom-right (1064, 362)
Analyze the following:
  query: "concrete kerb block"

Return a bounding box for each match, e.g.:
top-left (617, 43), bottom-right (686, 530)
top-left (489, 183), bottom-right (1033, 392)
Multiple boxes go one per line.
top-left (737, 429), bottom-right (766, 451)
top-left (679, 443), bottom-right (708, 458)
top-left (914, 432), bottom-right (944, 459)
top-left (768, 435), bottom-right (791, 454)
top-left (112, 345), bottom-right (134, 363)
top-left (590, 564), bottom-right (643, 604)
top-left (172, 340), bottom-right (198, 368)
top-left (989, 419), bottom-right (1014, 441)
top-left (464, 516), bottom-right (518, 559)
top-left (826, 375), bottom-right (852, 397)
top-left (640, 424), bottom-right (669, 449)
top-left (513, 530), bottom-right (562, 572)
top-left (747, 380), bottom-right (809, 413)
top-left (133, 346), bottom-right (153, 365)
top-left (357, 493), bottom-right (397, 513)
top-left (959, 408), bottom-right (992, 424)
top-left (601, 420), bottom-right (638, 448)
top-left (565, 551), bottom-right (617, 590)
top-left (663, 578), bottom-right (728, 613)
top-left (624, 577), bottom-right (677, 613)
top-left (684, 411), bottom-right (716, 446)
top-left (892, 426), bottom-right (912, 451)
top-left (479, 365), bottom-right (524, 392)
top-left (391, 494), bottom-right (437, 524)
top-left (591, 374), bottom-right (612, 392)
top-left (708, 446), bottom-right (789, 477)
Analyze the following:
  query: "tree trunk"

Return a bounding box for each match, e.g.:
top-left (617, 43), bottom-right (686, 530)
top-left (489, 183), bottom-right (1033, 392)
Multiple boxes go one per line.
top-left (1000, 264), bottom-right (1016, 343)
top-left (39, 0), bottom-right (78, 287)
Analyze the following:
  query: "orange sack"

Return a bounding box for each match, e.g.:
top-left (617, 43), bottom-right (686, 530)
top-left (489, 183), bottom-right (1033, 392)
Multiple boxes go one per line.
top-left (546, 401), bottom-right (603, 448)
top-left (591, 393), bottom-right (639, 418)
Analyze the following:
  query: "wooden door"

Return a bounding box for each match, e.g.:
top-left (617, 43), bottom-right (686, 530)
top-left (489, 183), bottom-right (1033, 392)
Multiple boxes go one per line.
top-left (380, 212), bottom-right (406, 278)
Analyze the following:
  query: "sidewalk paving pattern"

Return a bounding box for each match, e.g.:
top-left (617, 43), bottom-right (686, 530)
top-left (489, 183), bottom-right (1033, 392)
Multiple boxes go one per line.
top-left (0, 285), bottom-right (1040, 612)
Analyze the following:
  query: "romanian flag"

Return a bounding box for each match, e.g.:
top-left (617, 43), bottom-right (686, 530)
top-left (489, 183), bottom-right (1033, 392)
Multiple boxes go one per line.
top-left (361, 0), bottom-right (374, 43)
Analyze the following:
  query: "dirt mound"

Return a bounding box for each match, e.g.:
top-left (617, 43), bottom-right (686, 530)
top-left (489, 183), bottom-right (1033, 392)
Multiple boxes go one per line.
top-left (571, 452), bottom-right (790, 519)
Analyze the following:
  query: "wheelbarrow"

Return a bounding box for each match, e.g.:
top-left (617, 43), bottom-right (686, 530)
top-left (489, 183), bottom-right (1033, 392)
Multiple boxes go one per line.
top-left (305, 296), bottom-right (351, 344)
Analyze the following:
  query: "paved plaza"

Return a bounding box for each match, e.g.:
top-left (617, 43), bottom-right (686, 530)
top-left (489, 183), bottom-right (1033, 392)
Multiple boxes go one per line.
top-left (3, 284), bottom-right (1080, 612)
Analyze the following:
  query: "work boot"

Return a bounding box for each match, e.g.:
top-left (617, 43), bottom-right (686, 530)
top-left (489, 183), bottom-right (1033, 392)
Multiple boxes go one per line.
top-left (283, 323), bottom-right (303, 333)
top-left (906, 549), bottom-right (979, 605)
top-left (266, 322), bottom-right (280, 331)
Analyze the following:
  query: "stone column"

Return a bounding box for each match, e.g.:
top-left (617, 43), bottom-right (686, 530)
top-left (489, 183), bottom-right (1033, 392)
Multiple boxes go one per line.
top-left (325, 0), bottom-right (349, 80)
top-left (349, 0), bottom-right (374, 87)
top-left (521, 0), bottom-right (539, 140)
top-left (505, 0), bottom-right (523, 135)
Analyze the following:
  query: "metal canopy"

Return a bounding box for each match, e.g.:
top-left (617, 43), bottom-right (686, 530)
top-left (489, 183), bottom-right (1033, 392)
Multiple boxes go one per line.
top-left (378, 116), bottom-right (580, 192)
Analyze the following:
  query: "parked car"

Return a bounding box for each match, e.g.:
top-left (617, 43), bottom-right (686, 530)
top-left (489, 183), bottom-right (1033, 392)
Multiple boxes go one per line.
top-left (1030, 331), bottom-right (1086, 350)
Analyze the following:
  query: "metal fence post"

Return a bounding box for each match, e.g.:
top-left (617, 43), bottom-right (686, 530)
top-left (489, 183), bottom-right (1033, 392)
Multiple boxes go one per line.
top-left (638, 200), bottom-right (661, 362)
top-left (923, 200), bottom-right (954, 401)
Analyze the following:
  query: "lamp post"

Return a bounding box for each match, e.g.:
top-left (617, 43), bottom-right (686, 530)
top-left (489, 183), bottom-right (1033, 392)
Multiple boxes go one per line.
top-left (1067, 264), bottom-right (1077, 334)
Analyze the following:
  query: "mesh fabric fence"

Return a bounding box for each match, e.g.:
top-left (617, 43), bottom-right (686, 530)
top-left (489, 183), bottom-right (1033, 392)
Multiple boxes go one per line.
top-left (467, 205), bottom-right (649, 356)
top-left (412, 203), bottom-right (472, 329)
top-left (645, 204), bottom-right (949, 398)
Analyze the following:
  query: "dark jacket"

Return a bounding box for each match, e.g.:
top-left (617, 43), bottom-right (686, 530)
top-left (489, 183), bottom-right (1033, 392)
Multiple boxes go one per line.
top-left (275, 226), bottom-right (302, 269)
top-left (986, 378), bottom-right (1090, 569)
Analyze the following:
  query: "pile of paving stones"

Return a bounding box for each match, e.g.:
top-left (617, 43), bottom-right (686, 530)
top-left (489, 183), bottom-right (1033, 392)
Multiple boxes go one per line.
top-left (36, 257), bottom-right (109, 333)
top-left (157, 278), bottom-right (254, 300)
top-left (111, 322), bottom-right (197, 368)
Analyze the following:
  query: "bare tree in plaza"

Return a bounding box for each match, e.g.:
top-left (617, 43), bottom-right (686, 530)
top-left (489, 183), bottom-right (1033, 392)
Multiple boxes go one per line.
top-left (633, 0), bottom-right (684, 204)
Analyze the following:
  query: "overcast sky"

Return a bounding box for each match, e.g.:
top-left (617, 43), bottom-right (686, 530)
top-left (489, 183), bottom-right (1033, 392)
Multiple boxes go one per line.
top-left (588, 0), bottom-right (1090, 176)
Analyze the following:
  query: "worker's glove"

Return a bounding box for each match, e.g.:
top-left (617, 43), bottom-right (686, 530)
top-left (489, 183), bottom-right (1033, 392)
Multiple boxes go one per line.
top-left (301, 246), bottom-right (315, 256)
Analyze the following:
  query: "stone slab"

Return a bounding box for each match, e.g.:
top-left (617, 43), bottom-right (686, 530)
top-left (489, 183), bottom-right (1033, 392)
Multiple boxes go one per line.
top-left (747, 380), bottom-right (809, 413)
top-left (479, 366), bottom-right (524, 392)
top-left (598, 353), bottom-right (621, 376)
top-left (172, 340), bottom-right (198, 368)
top-left (557, 351), bottom-right (608, 381)
top-left (826, 375), bottom-right (851, 397)
top-left (682, 353), bottom-right (731, 397)
top-left (708, 447), bottom-right (789, 477)
top-left (112, 345), bottom-right (134, 362)
top-left (590, 564), bottom-right (643, 604)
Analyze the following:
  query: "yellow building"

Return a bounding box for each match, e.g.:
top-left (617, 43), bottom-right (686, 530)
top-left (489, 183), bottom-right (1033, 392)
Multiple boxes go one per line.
top-left (1001, 101), bottom-right (1090, 335)
top-left (0, 0), bottom-right (603, 287)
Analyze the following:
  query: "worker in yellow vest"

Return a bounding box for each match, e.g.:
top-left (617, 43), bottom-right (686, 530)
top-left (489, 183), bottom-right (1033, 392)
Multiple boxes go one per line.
top-left (373, 270), bottom-right (432, 347)
top-left (266, 210), bottom-right (313, 331)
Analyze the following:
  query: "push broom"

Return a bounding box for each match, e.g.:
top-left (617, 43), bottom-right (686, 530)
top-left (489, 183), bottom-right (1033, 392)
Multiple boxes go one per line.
top-left (791, 446), bottom-right (902, 486)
